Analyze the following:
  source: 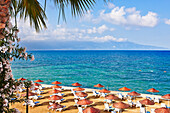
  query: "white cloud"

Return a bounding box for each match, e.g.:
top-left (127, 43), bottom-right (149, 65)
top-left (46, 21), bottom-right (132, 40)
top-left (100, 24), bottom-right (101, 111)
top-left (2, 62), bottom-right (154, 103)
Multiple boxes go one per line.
top-left (98, 6), bottom-right (158, 27)
top-left (92, 35), bottom-right (127, 42)
top-left (80, 10), bottom-right (93, 22)
top-left (165, 19), bottom-right (170, 25)
top-left (107, 2), bottom-right (115, 9)
top-left (98, 25), bottom-right (109, 34)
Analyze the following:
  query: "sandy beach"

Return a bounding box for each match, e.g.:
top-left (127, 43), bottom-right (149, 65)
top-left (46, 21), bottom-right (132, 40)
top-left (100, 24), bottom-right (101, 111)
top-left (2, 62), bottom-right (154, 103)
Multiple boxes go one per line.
top-left (9, 84), bottom-right (169, 113)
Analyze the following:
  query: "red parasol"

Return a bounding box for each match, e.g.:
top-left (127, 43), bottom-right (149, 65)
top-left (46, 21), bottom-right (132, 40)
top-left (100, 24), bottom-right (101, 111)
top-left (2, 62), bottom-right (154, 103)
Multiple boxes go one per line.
top-left (76, 92), bottom-right (88, 97)
top-left (22, 92), bottom-right (36, 97)
top-left (128, 91), bottom-right (141, 97)
top-left (119, 87), bottom-right (131, 91)
top-left (73, 87), bottom-right (85, 91)
top-left (113, 102), bottom-right (130, 109)
top-left (48, 95), bottom-right (63, 100)
top-left (51, 85), bottom-right (62, 89)
top-left (94, 84), bottom-right (104, 88)
top-left (47, 103), bottom-right (63, 109)
top-left (155, 107), bottom-right (170, 113)
top-left (18, 77), bottom-right (26, 81)
top-left (34, 83), bottom-right (41, 86)
top-left (139, 99), bottom-right (155, 105)
top-left (72, 82), bottom-right (82, 86)
top-left (147, 88), bottom-right (159, 93)
top-left (51, 81), bottom-right (62, 84)
top-left (105, 94), bottom-right (119, 100)
top-left (99, 89), bottom-right (110, 93)
top-left (49, 89), bottom-right (61, 94)
top-left (77, 99), bottom-right (93, 105)
top-left (34, 79), bottom-right (44, 82)
top-left (83, 107), bottom-right (100, 113)
top-left (162, 94), bottom-right (170, 109)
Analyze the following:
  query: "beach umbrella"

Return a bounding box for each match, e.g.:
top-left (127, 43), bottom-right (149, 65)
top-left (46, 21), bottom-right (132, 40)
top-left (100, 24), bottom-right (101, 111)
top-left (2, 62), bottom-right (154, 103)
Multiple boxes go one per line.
top-left (77, 99), bottom-right (93, 105)
top-left (139, 99), bottom-right (155, 105)
top-left (162, 94), bottom-right (170, 109)
top-left (94, 84), bottom-right (104, 88)
top-left (83, 107), bottom-right (100, 113)
top-left (119, 87), bottom-right (131, 91)
top-left (73, 87), bottom-right (85, 91)
top-left (105, 94), bottom-right (119, 100)
top-left (99, 89), bottom-right (110, 93)
top-left (34, 79), bottom-right (44, 82)
top-left (76, 92), bottom-right (88, 97)
top-left (52, 81), bottom-right (61, 84)
top-left (48, 95), bottom-right (63, 100)
top-left (128, 91), bottom-right (141, 97)
top-left (22, 92), bottom-right (36, 97)
top-left (113, 102), bottom-right (130, 109)
top-left (72, 82), bottom-right (82, 86)
top-left (48, 103), bottom-right (63, 109)
top-left (155, 107), bottom-right (170, 113)
top-left (34, 83), bottom-right (41, 86)
top-left (18, 77), bottom-right (26, 81)
top-left (147, 88), bottom-right (159, 93)
top-left (49, 89), bottom-right (61, 94)
top-left (51, 85), bottom-right (62, 89)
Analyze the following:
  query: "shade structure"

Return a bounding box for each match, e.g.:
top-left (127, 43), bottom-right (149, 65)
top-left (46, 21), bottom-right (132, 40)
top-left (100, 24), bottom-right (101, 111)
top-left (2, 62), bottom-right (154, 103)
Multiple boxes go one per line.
top-left (51, 81), bottom-right (62, 84)
top-left (34, 83), bottom-right (41, 86)
top-left (51, 85), bottom-right (62, 89)
top-left (99, 89), bottom-right (110, 93)
top-left (105, 94), bottom-right (119, 100)
top-left (155, 107), bottom-right (170, 113)
top-left (22, 92), bottom-right (36, 97)
top-left (77, 99), bottom-right (93, 105)
top-left (119, 87), bottom-right (131, 91)
top-left (128, 91), bottom-right (141, 97)
top-left (76, 92), bottom-right (88, 97)
top-left (48, 95), bottom-right (63, 100)
top-left (94, 84), bottom-right (104, 88)
top-left (113, 102), bottom-right (130, 109)
top-left (18, 77), bottom-right (26, 81)
top-left (73, 87), bottom-right (85, 91)
top-left (162, 94), bottom-right (170, 99)
top-left (83, 107), bottom-right (100, 113)
top-left (48, 103), bottom-right (63, 109)
top-left (147, 88), bottom-right (159, 93)
top-left (49, 89), bottom-right (61, 94)
top-left (34, 79), bottom-right (44, 82)
top-left (72, 82), bottom-right (82, 86)
top-left (139, 99), bottom-right (155, 105)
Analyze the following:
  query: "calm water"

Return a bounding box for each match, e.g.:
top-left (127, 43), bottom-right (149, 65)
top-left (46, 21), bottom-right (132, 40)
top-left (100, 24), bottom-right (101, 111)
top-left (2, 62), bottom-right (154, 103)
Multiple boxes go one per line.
top-left (11, 50), bottom-right (170, 95)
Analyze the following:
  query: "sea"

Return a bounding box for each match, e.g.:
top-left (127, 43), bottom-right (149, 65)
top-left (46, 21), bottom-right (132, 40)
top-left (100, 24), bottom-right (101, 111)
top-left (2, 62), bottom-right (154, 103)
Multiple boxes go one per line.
top-left (11, 50), bottom-right (170, 95)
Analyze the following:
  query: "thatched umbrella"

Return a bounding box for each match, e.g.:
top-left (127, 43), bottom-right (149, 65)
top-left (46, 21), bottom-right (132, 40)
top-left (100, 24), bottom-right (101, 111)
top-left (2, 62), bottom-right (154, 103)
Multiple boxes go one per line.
top-left (99, 89), bottom-right (110, 93)
top-left (94, 84), bottom-right (104, 88)
top-left (73, 87), bottom-right (85, 91)
top-left (48, 103), bottom-right (63, 109)
top-left (52, 81), bottom-right (62, 84)
top-left (155, 107), bottom-right (170, 113)
top-left (162, 94), bottom-right (170, 108)
top-left (139, 99), bottom-right (155, 105)
top-left (48, 95), bottom-right (63, 101)
top-left (18, 77), bottom-right (26, 81)
top-left (76, 92), bottom-right (88, 97)
top-left (34, 79), bottom-right (44, 82)
top-left (22, 92), bottom-right (36, 97)
top-left (105, 94), bottom-right (119, 100)
top-left (119, 87), bottom-right (131, 91)
top-left (72, 82), bottom-right (82, 86)
top-left (49, 89), bottom-right (61, 94)
top-left (83, 107), bottom-right (100, 113)
top-left (77, 99), bottom-right (93, 105)
top-left (51, 85), bottom-right (62, 89)
top-left (113, 102), bottom-right (130, 109)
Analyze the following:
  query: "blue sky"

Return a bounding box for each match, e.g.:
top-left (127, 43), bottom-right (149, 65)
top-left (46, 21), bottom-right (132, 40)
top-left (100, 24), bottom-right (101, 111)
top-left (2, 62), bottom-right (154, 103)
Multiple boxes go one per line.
top-left (17, 0), bottom-right (170, 49)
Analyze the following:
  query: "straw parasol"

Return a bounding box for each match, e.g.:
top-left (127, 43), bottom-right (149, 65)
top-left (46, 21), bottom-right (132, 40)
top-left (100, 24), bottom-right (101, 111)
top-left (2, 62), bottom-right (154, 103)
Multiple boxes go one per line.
top-left (83, 107), bottom-right (100, 113)
top-left (99, 89), bottom-right (110, 93)
top-left (119, 87), bottom-right (131, 91)
top-left (105, 94), bottom-right (119, 100)
top-left (155, 107), bottom-right (170, 113)
top-left (139, 99), bottom-right (155, 105)
top-left (51, 85), bottom-right (62, 89)
top-left (94, 84), bottom-right (104, 88)
top-left (77, 99), bottom-right (93, 105)
top-left (48, 95), bottom-right (63, 100)
top-left (72, 82), bottom-right (82, 86)
top-left (49, 89), bottom-right (61, 94)
top-left (162, 94), bottom-right (170, 109)
top-left (147, 88), bottom-right (159, 93)
top-left (22, 92), bottom-right (36, 97)
top-left (128, 91), bottom-right (141, 98)
top-left (34, 79), bottom-right (44, 82)
top-left (113, 102), bottom-right (130, 109)
top-left (34, 83), bottom-right (41, 86)
top-left (73, 87), bottom-right (85, 91)
top-left (76, 92), bottom-right (88, 97)
top-left (48, 103), bottom-right (63, 109)
top-left (52, 81), bottom-right (62, 84)
top-left (18, 77), bottom-right (26, 81)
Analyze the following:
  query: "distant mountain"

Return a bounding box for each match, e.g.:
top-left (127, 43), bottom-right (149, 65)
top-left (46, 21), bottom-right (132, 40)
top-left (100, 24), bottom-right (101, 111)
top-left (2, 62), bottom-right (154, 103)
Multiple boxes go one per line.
top-left (21, 40), bottom-right (166, 50)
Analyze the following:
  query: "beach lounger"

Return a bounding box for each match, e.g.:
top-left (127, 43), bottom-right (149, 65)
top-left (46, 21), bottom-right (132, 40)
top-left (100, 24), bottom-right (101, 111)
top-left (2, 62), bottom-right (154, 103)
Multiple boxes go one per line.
top-left (55, 106), bottom-right (66, 112)
top-left (161, 103), bottom-right (167, 108)
top-left (114, 108), bottom-right (122, 113)
top-left (78, 107), bottom-right (83, 113)
top-left (33, 95), bottom-right (42, 100)
top-left (136, 101), bottom-right (142, 108)
top-left (100, 93), bottom-right (107, 97)
top-left (74, 99), bottom-right (78, 106)
top-left (151, 109), bottom-right (155, 113)
top-left (140, 107), bottom-right (146, 113)
top-left (29, 101), bottom-right (40, 107)
top-left (104, 103), bottom-right (114, 111)
top-left (153, 97), bottom-right (160, 103)
top-left (128, 99), bottom-right (134, 107)
top-left (92, 90), bottom-right (99, 97)
top-left (55, 99), bottom-right (65, 104)
top-left (118, 93), bottom-right (124, 100)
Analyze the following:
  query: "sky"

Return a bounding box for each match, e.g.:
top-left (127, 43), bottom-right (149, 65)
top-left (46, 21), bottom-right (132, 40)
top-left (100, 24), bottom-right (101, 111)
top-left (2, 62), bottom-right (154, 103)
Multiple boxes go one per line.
top-left (17, 0), bottom-right (170, 49)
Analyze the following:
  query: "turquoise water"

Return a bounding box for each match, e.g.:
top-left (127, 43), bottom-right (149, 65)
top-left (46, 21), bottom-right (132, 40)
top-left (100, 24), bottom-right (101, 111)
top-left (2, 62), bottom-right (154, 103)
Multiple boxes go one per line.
top-left (11, 50), bottom-right (170, 95)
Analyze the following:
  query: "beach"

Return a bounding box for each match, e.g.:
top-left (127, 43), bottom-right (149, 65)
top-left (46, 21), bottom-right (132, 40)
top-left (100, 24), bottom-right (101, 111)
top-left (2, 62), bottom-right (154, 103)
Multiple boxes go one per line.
top-left (10, 84), bottom-right (169, 113)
